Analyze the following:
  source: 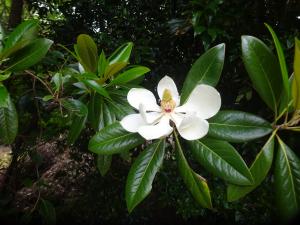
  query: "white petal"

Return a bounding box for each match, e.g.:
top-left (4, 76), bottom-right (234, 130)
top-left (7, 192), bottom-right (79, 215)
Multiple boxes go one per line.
top-left (175, 84), bottom-right (221, 119)
top-left (177, 115), bottom-right (209, 140)
top-left (170, 112), bottom-right (184, 128)
top-left (157, 76), bottom-right (179, 105)
top-left (139, 104), bottom-right (162, 124)
top-left (138, 116), bottom-right (173, 140)
top-left (120, 114), bottom-right (147, 132)
top-left (127, 88), bottom-right (161, 111)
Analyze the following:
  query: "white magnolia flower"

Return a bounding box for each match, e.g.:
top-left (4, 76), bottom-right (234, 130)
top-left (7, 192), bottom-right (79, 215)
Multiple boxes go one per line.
top-left (120, 76), bottom-right (221, 140)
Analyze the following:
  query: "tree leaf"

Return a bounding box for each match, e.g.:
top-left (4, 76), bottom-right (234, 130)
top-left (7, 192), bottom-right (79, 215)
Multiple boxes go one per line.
top-left (62, 99), bottom-right (88, 144)
top-left (0, 23), bottom-right (4, 52)
top-left (62, 98), bottom-right (88, 116)
top-left (87, 93), bottom-right (104, 131)
top-left (67, 113), bottom-right (87, 144)
top-left (38, 199), bottom-right (56, 225)
top-left (97, 50), bottom-right (108, 77)
top-left (76, 34), bottom-right (98, 73)
top-left (110, 66), bottom-right (150, 85)
top-left (227, 132), bottom-right (275, 201)
top-left (0, 84), bottom-right (9, 108)
top-left (126, 139), bottom-right (165, 212)
top-left (208, 110), bottom-right (272, 143)
top-left (108, 42), bottom-right (133, 65)
top-left (292, 38), bottom-right (300, 110)
top-left (4, 20), bottom-right (38, 50)
top-left (7, 38), bottom-right (53, 72)
top-left (241, 35), bottom-right (282, 112)
top-left (180, 43), bottom-right (225, 104)
top-left (190, 138), bottom-right (254, 185)
top-left (88, 122), bottom-right (144, 155)
top-left (82, 79), bottom-right (110, 99)
top-left (174, 132), bottom-right (212, 209)
top-left (0, 95), bottom-right (18, 144)
top-left (104, 62), bottom-right (128, 78)
top-left (97, 154), bottom-right (112, 176)
top-left (275, 136), bottom-right (300, 220)
top-left (265, 23), bottom-right (289, 107)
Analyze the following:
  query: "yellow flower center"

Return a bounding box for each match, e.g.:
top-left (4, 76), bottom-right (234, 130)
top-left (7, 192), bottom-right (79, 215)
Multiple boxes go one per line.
top-left (161, 89), bottom-right (176, 113)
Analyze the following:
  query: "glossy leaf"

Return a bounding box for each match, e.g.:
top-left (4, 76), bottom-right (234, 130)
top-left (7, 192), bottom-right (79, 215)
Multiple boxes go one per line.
top-left (0, 23), bottom-right (4, 51)
top-left (278, 75), bottom-right (294, 116)
top-left (292, 38), bottom-right (300, 110)
top-left (175, 132), bottom-right (212, 209)
top-left (242, 35), bottom-right (282, 112)
top-left (275, 136), bottom-right (300, 220)
top-left (4, 20), bottom-right (38, 50)
top-left (208, 110), bottom-right (272, 143)
top-left (0, 95), bottom-right (18, 144)
top-left (265, 23), bottom-right (289, 106)
top-left (88, 93), bottom-right (104, 131)
top-left (82, 79), bottom-right (110, 99)
top-left (227, 133), bottom-right (275, 201)
top-left (97, 155), bottom-right (112, 176)
top-left (108, 42), bottom-right (133, 65)
top-left (7, 38), bottom-right (53, 72)
top-left (76, 34), bottom-right (98, 73)
top-left (180, 43), bottom-right (225, 104)
top-left (62, 98), bottom-right (88, 116)
top-left (0, 84), bottom-right (9, 108)
top-left (98, 50), bottom-right (108, 77)
top-left (0, 74), bottom-right (11, 82)
top-left (104, 62), bottom-right (128, 78)
top-left (126, 139), bottom-right (165, 212)
top-left (190, 138), bottom-right (254, 185)
top-left (88, 122), bottom-right (144, 155)
top-left (63, 99), bottom-right (88, 144)
top-left (110, 66), bottom-right (150, 85)
top-left (67, 113), bottom-right (87, 144)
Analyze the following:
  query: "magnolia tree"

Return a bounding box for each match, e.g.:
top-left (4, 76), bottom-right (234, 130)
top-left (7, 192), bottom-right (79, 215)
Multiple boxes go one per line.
top-left (0, 20), bottom-right (300, 223)
top-left (87, 24), bottom-right (300, 221)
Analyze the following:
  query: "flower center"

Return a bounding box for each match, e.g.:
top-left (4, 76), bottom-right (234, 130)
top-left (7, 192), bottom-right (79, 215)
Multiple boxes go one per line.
top-left (161, 89), bottom-right (176, 113)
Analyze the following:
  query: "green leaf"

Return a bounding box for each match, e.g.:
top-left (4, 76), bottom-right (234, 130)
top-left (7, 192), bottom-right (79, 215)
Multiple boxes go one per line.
top-left (88, 122), bottom-right (144, 155)
top-left (292, 38), bottom-right (300, 110)
top-left (88, 93), bottom-right (104, 131)
top-left (97, 154), bottom-right (112, 176)
top-left (76, 34), bottom-right (98, 73)
top-left (0, 95), bottom-right (18, 144)
top-left (4, 20), bottom-right (38, 50)
top-left (82, 79), bottom-right (110, 99)
top-left (104, 62), bottom-right (128, 78)
top-left (98, 50), bottom-right (108, 77)
top-left (278, 75), bottom-right (294, 116)
top-left (208, 110), bottom-right (272, 143)
top-left (275, 136), bottom-right (300, 220)
top-left (241, 35), bottom-right (283, 112)
top-left (63, 99), bottom-right (88, 144)
top-left (51, 73), bottom-right (62, 91)
top-left (38, 199), bottom-right (56, 225)
top-left (175, 132), bottom-right (212, 209)
top-left (0, 84), bottom-right (9, 108)
top-left (227, 132), bottom-right (275, 201)
top-left (265, 23), bottom-right (289, 110)
top-left (126, 139), bottom-right (165, 212)
top-left (110, 66), bottom-right (150, 85)
top-left (67, 113), bottom-right (87, 144)
top-left (180, 43), bottom-right (225, 104)
top-left (0, 72), bottom-right (11, 82)
top-left (108, 42), bottom-right (133, 65)
top-left (62, 98), bottom-right (88, 116)
top-left (0, 23), bottom-right (4, 52)
top-left (7, 38), bottom-right (53, 72)
top-left (190, 138), bottom-right (254, 185)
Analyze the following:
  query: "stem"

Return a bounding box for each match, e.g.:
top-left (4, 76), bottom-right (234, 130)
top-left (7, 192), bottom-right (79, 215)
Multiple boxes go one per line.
top-left (25, 70), bottom-right (54, 96)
